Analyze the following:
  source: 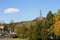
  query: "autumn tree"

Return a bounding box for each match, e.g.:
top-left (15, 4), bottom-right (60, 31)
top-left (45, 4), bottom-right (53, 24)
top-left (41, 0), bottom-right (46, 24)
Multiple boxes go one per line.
top-left (54, 9), bottom-right (60, 36)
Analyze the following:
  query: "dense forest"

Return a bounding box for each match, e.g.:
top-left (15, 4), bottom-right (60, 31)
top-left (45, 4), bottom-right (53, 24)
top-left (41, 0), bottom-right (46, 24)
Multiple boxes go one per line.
top-left (1, 9), bottom-right (60, 40)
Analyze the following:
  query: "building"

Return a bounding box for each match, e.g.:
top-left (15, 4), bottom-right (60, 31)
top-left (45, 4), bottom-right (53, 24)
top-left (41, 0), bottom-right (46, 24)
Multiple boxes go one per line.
top-left (0, 25), bottom-right (4, 30)
top-left (38, 10), bottom-right (43, 20)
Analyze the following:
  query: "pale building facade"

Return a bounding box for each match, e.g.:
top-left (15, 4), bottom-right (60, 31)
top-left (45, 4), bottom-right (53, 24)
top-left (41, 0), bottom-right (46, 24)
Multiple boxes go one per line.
top-left (0, 25), bottom-right (4, 30)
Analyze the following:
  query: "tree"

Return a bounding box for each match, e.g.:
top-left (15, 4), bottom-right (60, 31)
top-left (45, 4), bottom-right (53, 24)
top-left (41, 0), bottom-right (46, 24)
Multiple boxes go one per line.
top-left (54, 9), bottom-right (60, 36)
top-left (54, 21), bottom-right (60, 36)
top-left (46, 11), bottom-right (54, 28)
top-left (31, 20), bottom-right (43, 40)
top-left (28, 19), bottom-right (49, 40)
top-left (3, 23), bottom-right (8, 32)
top-left (29, 23), bottom-right (34, 40)
top-left (8, 20), bottom-right (15, 33)
top-left (14, 24), bottom-right (28, 38)
top-left (40, 20), bottom-right (49, 40)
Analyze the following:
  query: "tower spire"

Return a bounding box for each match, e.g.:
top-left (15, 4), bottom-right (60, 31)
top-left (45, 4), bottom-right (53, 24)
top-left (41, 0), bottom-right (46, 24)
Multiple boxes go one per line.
top-left (38, 10), bottom-right (43, 20)
top-left (40, 10), bottom-right (42, 17)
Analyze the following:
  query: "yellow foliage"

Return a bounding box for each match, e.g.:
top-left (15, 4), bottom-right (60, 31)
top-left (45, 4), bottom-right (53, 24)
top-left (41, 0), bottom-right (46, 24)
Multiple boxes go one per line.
top-left (54, 21), bottom-right (60, 36)
top-left (54, 15), bottom-right (60, 22)
top-left (54, 9), bottom-right (60, 36)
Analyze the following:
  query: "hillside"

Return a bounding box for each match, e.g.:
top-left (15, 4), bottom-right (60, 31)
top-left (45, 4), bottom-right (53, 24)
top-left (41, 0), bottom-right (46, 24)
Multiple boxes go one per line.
top-left (15, 18), bottom-right (37, 29)
top-left (14, 17), bottom-right (45, 29)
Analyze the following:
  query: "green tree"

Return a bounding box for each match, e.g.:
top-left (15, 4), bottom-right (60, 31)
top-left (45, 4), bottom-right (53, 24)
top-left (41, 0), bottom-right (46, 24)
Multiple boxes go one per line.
top-left (41, 20), bottom-right (49, 40)
top-left (14, 24), bottom-right (28, 38)
top-left (8, 20), bottom-right (15, 33)
top-left (30, 20), bottom-right (43, 40)
top-left (29, 23), bottom-right (34, 40)
top-left (29, 20), bottom-right (49, 40)
top-left (3, 23), bottom-right (8, 32)
top-left (46, 11), bottom-right (54, 28)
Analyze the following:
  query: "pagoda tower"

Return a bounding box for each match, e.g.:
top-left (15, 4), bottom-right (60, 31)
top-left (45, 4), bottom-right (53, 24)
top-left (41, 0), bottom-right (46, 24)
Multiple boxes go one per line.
top-left (38, 10), bottom-right (43, 20)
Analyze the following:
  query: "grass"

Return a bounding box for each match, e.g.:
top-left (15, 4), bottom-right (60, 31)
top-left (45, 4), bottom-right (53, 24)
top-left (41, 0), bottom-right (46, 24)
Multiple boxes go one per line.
top-left (5, 38), bottom-right (28, 40)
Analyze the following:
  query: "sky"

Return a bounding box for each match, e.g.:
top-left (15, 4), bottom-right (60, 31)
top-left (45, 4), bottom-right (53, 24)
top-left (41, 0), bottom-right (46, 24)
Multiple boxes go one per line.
top-left (0, 0), bottom-right (60, 23)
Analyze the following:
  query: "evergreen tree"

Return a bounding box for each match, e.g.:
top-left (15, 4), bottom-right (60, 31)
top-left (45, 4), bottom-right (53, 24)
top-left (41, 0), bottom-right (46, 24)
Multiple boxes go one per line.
top-left (46, 11), bottom-right (54, 28)
top-left (29, 23), bottom-right (34, 40)
top-left (3, 23), bottom-right (8, 32)
top-left (41, 20), bottom-right (49, 40)
top-left (31, 20), bottom-right (43, 40)
top-left (8, 20), bottom-right (15, 33)
top-left (29, 20), bottom-right (49, 40)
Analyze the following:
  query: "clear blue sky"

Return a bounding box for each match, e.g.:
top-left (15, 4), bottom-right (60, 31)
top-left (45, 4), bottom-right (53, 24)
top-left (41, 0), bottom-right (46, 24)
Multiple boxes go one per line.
top-left (0, 0), bottom-right (60, 23)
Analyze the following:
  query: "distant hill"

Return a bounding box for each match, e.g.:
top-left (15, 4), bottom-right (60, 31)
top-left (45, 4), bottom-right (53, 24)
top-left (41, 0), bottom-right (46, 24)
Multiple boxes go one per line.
top-left (14, 17), bottom-right (45, 28)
